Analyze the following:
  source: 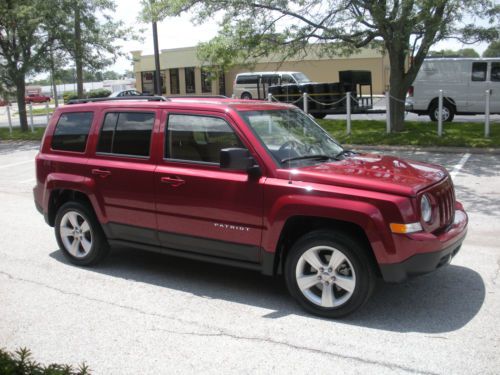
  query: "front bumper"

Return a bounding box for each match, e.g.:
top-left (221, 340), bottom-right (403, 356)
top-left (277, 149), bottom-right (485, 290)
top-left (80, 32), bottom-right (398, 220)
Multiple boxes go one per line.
top-left (379, 207), bottom-right (468, 283)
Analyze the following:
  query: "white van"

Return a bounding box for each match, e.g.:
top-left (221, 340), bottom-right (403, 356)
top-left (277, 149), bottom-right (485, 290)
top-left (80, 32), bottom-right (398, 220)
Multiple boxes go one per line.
top-left (233, 71), bottom-right (312, 100)
top-left (407, 58), bottom-right (500, 121)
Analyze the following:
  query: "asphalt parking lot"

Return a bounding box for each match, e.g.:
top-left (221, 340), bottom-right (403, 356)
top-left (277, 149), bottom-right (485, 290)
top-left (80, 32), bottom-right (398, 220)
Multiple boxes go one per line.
top-left (0, 141), bottom-right (499, 374)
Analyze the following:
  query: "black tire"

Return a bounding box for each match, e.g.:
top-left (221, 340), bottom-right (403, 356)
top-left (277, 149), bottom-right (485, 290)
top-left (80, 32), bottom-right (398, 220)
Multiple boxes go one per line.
top-left (284, 230), bottom-right (375, 318)
top-left (312, 113), bottom-right (327, 119)
top-left (429, 101), bottom-right (455, 122)
top-left (241, 92), bottom-right (252, 100)
top-left (55, 201), bottom-right (109, 266)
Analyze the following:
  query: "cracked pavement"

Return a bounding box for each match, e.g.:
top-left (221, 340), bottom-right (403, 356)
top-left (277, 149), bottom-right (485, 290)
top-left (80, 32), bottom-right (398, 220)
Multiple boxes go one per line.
top-left (0, 141), bottom-right (499, 374)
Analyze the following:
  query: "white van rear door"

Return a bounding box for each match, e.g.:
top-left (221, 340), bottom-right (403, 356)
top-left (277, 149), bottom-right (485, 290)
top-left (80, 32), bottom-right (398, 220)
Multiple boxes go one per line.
top-left (489, 62), bottom-right (500, 113)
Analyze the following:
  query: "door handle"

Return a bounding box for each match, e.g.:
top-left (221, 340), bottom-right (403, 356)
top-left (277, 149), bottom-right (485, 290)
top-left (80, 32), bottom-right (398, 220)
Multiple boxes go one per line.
top-left (92, 169), bottom-right (111, 178)
top-left (160, 176), bottom-right (185, 187)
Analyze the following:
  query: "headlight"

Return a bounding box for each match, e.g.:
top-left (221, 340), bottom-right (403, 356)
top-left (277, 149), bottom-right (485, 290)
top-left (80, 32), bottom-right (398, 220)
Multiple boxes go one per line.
top-left (421, 194), bottom-right (432, 223)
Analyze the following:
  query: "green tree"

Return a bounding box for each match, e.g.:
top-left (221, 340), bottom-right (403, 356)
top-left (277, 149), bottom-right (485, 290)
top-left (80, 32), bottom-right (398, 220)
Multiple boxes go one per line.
top-left (144, 0), bottom-right (499, 132)
top-left (0, 0), bottom-right (54, 131)
top-left (429, 48), bottom-right (480, 57)
top-left (483, 40), bottom-right (500, 57)
top-left (56, 0), bottom-right (135, 98)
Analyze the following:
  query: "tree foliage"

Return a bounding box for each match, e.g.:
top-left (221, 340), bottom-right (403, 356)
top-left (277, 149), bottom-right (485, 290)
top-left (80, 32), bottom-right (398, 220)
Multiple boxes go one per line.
top-left (429, 48), bottom-right (480, 57)
top-left (483, 40), bottom-right (500, 57)
top-left (145, 0), bottom-right (499, 132)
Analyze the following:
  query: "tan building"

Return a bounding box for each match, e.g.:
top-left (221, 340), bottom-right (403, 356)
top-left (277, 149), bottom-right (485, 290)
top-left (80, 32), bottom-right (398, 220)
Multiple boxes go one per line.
top-left (132, 45), bottom-right (390, 97)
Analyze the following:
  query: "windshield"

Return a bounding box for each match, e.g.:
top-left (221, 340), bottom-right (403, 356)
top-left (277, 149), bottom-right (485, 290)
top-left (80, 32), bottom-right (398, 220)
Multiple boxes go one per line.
top-left (292, 73), bottom-right (312, 83)
top-left (240, 109), bottom-right (343, 167)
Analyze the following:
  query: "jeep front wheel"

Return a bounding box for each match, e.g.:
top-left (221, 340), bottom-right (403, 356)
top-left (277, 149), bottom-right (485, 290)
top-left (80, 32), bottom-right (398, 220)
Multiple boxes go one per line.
top-left (285, 230), bottom-right (375, 318)
top-left (55, 201), bottom-right (109, 266)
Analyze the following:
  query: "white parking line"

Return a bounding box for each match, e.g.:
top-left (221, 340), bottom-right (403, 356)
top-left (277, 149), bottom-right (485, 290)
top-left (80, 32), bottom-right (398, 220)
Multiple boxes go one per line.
top-left (0, 159), bottom-right (33, 170)
top-left (450, 153), bottom-right (471, 179)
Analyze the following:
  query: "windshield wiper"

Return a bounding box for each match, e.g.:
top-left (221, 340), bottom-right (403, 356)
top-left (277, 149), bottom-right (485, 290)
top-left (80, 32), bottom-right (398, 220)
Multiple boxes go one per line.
top-left (333, 149), bottom-right (356, 160)
top-left (281, 154), bottom-right (333, 163)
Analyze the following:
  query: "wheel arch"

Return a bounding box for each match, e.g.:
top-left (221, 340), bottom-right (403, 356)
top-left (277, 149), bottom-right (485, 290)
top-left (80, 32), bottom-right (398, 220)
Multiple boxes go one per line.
top-left (428, 96), bottom-right (456, 112)
top-left (47, 189), bottom-right (95, 226)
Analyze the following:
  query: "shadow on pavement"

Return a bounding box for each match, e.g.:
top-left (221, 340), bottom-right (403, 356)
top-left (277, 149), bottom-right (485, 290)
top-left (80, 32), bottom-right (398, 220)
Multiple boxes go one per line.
top-left (50, 246), bottom-right (485, 334)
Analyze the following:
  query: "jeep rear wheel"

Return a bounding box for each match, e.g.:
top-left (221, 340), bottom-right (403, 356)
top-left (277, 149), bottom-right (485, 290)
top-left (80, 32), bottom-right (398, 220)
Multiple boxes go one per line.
top-left (55, 201), bottom-right (109, 266)
top-left (285, 230), bottom-right (375, 318)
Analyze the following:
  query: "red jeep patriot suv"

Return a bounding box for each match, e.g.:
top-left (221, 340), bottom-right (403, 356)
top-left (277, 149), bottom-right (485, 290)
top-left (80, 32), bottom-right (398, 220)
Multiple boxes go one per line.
top-left (34, 96), bottom-right (468, 317)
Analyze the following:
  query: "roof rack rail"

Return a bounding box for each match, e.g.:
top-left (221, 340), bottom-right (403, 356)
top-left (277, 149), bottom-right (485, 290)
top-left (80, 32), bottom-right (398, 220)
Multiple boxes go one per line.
top-left (165, 95), bottom-right (228, 99)
top-left (67, 96), bottom-right (168, 105)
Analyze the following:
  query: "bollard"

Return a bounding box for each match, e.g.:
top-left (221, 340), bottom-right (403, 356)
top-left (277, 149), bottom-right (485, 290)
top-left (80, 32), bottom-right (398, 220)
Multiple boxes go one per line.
top-left (29, 102), bottom-right (34, 132)
top-left (385, 92), bottom-right (391, 133)
top-left (303, 92), bottom-right (308, 114)
top-left (346, 92), bottom-right (351, 135)
top-left (268, 93), bottom-right (272, 102)
top-left (438, 90), bottom-right (443, 137)
top-left (485, 89), bottom-right (491, 137)
top-left (6, 104), bottom-right (13, 136)
top-left (45, 101), bottom-right (50, 125)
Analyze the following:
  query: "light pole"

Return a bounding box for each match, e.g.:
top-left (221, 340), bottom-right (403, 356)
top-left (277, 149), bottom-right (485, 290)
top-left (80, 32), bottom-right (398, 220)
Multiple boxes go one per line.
top-left (152, 21), bottom-right (162, 95)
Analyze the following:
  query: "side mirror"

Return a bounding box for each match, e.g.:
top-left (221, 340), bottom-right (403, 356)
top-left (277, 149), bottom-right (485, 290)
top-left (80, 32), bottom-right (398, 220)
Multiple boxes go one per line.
top-left (220, 148), bottom-right (261, 177)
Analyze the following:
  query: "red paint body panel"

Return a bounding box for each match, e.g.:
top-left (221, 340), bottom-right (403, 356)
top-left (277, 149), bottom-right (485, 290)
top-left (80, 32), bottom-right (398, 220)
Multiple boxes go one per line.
top-left (34, 98), bottom-right (468, 277)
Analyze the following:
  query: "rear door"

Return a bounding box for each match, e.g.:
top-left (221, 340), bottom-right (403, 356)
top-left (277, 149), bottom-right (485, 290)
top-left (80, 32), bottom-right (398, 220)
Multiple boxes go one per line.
top-left (86, 109), bottom-right (159, 245)
top-left (468, 61), bottom-right (488, 112)
top-left (154, 110), bottom-right (264, 263)
top-left (489, 61), bottom-right (500, 113)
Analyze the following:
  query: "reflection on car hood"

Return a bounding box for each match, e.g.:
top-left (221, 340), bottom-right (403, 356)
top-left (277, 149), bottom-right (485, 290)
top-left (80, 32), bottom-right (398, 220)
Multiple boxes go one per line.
top-left (283, 153), bottom-right (448, 196)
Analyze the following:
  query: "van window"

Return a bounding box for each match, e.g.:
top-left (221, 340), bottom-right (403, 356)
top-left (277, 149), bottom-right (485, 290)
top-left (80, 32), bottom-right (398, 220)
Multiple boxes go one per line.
top-left (262, 74), bottom-right (280, 85)
top-left (97, 112), bottom-right (155, 157)
top-left (491, 62), bottom-right (500, 82)
top-left (281, 74), bottom-right (295, 84)
top-left (236, 75), bottom-right (258, 85)
top-left (166, 114), bottom-right (244, 163)
top-left (472, 62), bottom-right (487, 81)
top-left (52, 112), bottom-right (93, 152)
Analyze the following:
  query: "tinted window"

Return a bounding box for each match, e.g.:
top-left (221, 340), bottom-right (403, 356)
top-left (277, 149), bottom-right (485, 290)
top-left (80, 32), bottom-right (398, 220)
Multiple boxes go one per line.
top-left (52, 112), bottom-right (93, 152)
top-left (97, 112), bottom-right (154, 157)
top-left (281, 74), bottom-right (295, 84)
top-left (166, 114), bottom-right (244, 163)
top-left (491, 62), bottom-right (500, 82)
top-left (236, 75), bottom-right (258, 85)
top-left (201, 68), bottom-right (212, 93)
top-left (185, 67), bottom-right (196, 94)
top-left (472, 62), bottom-right (487, 81)
top-left (262, 74), bottom-right (279, 85)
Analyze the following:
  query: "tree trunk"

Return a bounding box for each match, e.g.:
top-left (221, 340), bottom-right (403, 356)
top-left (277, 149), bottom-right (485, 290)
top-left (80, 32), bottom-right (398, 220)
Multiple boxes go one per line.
top-left (74, 5), bottom-right (84, 98)
top-left (388, 52), bottom-right (409, 133)
top-left (15, 78), bottom-right (29, 132)
top-left (49, 52), bottom-right (59, 107)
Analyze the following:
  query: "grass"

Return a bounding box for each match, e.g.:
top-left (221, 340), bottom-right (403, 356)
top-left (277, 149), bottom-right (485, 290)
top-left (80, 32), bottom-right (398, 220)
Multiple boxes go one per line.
top-left (318, 119), bottom-right (500, 148)
top-left (0, 127), bottom-right (45, 141)
top-left (1, 119), bottom-right (499, 148)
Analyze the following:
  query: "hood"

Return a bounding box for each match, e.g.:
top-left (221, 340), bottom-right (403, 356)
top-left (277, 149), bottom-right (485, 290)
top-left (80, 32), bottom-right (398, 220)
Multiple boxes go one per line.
top-left (282, 153), bottom-right (448, 196)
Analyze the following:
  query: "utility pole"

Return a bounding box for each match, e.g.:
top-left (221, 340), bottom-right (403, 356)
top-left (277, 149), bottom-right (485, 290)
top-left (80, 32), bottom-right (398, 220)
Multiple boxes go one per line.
top-left (152, 21), bottom-right (162, 95)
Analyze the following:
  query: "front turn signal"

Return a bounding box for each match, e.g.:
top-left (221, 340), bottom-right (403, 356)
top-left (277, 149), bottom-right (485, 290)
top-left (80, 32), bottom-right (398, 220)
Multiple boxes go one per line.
top-left (390, 222), bottom-right (423, 234)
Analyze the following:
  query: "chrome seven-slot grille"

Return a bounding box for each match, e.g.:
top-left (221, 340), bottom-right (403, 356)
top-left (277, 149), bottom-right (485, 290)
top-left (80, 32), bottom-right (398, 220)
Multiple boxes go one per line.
top-left (431, 177), bottom-right (456, 229)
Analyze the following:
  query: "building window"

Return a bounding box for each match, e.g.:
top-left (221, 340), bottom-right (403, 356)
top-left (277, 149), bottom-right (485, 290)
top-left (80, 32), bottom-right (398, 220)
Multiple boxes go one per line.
top-left (218, 71), bottom-right (226, 96)
top-left (170, 69), bottom-right (179, 95)
top-left (185, 67), bottom-right (196, 94)
top-left (141, 71), bottom-right (155, 94)
top-left (97, 112), bottom-right (155, 157)
top-left (201, 68), bottom-right (212, 93)
top-left (52, 112), bottom-right (93, 152)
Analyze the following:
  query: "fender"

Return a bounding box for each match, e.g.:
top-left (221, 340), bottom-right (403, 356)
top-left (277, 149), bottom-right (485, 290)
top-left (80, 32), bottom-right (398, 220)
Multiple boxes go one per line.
top-left (44, 173), bottom-right (108, 223)
top-left (262, 194), bottom-right (398, 264)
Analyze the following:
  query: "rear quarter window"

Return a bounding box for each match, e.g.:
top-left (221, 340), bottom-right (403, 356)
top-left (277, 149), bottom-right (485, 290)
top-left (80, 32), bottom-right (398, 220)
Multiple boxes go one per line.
top-left (51, 112), bottom-right (93, 152)
top-left (236, 75), bottom-right (258, 85)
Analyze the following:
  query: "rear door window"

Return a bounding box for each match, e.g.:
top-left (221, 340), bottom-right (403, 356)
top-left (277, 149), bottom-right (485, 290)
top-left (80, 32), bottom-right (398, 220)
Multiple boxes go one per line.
top-left (52, 112), bottom-right (93, 152)
top-left (236, 75), bottom-right (258, 85)
top-left (97, 112), bottom-right (155, 157)
top-left (471, 62), bottom-right (487, 81)
top-left (491, 62), bottom-right (500, 82)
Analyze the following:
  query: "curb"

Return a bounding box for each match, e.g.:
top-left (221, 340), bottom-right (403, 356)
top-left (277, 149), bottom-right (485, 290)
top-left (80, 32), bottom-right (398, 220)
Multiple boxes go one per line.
top-left (344, 144), bottom-right (500, 154)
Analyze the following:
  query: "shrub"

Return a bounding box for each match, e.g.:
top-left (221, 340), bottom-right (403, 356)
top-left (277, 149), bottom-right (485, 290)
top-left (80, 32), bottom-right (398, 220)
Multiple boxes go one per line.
top-left (63, 92), bottom-right (79, 103)
top-left (0, 347), bottom-right (91, 375)
top-left (87, 89), bottom-right (111, 98)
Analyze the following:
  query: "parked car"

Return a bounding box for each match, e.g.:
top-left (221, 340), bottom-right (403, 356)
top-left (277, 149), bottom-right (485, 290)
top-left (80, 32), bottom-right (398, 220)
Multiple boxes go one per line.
top-left (108, 89), bottom-right (143, 98)
top-left (0, 99), bottom-right (10, 106)
top-left (233, 71), bottom-right (312, 99)
top-left (33, 96), bottom-right (468, 318)
top-left (25, 93), bottom-right (51, 104)
top-left (407, 57), bottom-right (500, 121)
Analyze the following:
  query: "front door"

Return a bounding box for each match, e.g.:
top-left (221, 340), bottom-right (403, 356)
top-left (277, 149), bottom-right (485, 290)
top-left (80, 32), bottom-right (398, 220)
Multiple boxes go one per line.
top-left (155, 111), bottom-right (264, 263)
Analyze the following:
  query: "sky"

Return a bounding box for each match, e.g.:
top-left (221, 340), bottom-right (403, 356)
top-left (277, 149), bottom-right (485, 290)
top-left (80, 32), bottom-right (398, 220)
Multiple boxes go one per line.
top-left (111, 1), bottom-right (492, 74)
